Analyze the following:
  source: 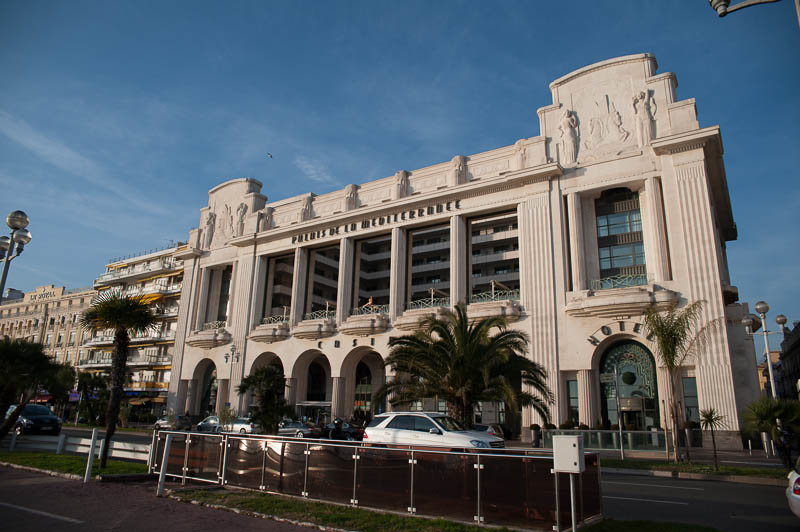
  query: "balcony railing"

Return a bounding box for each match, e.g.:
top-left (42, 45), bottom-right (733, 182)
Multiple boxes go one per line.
top-left (351, 304), bottom-right (390, 315)
top-left (203, 321), bottom-right (227, 330)
top-left (303, 309), bottom-right (336, 320)
top-left (407, 297), bottom-right (450, 310)
top-left (590, 274), bottom-right (648, 291)
top-left (262, 314), bottom-right (289, 324)
top-left (470, 288), bottom-right (520, 303)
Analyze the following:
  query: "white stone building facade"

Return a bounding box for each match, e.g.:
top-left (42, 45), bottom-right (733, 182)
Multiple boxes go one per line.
top-left (167, 54), bottom-right (758, 445)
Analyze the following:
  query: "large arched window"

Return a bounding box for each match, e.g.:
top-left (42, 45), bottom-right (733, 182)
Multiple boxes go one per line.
top-left (599, 341), bottom-right (659, 430)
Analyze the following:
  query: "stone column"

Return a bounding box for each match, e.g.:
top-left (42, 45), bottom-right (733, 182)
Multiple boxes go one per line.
top-left (388, 227), bottom-right (407, 320)
top-left (641, 177), bottom-right (670, 283)
top-left (175, 379), bottom-right (188, 415)
top-left (183, 379), bottom-right (196, 415)
top-left (167, 252), bottom-right (200, 415)
top-left (331, 376), bottom-right (346, 419)
top-left (194, 267), bottom-right (212, 330)
top-left (577, 369), bottom-right (596, 426)
top-left (216, 379), bottom-right (229, 414)
top-left (567, 192), bottom-right (586, 291)
top-left (450, 215), bottom-right (467, 306)
top-left (517, 192), bottom-right (560, 427)
top-left (285, 377), bottom-right (297, 406)
top-left (289, 248), bottom-right (308, 326)
top-left (336, 238), bottom-right (355, 323)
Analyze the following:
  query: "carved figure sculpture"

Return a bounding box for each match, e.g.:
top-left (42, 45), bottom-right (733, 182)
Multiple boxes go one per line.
top-left (299, 196), bottom-right (313, 222)
top-left (344, 184), bottom-right (358, 211)
top-left (514, 139), bottom-right (527, 170)
top-left (202, 210), bottom-right (216, 249)
top-left (450, 155), bottom-right (466, 186)
top-left (235, 202), bottom-right (248, 237)
top-left (633, 91), bottom-right (657, 148)
top-left (558, 109), bottom-right (579, 165)
top-left (393, 170), bottom-right (409, 200)
top-left (608, 102), bottom-right (629, 143)
top-left (260, 207), bottom-right (274, 231)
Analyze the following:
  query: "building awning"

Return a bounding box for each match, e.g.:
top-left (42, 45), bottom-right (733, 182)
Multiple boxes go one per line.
top-left (127, 398), bottom-right (150, 405)
top-left (152, 397), bottom-right (166, 403)
top-left (106, 263), bottom-right (129, 270)
top-left (137, 293), bottom-right (163, 304)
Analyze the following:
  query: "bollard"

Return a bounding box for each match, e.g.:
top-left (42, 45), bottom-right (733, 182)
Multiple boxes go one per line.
top-left (56, 433), bottom-right (66, 454)
top-left (98, 437), bottom-right (106, 463)
top-left (84, 428), bottom-right (99, 483)
top-left (9, 430), bottom-right (17, 452)
top-left (156, 433), bottom-right (174, 497)
top-left (748, 439), bottom-right (752, 456)
top-left (771, 439), bottom-right (776, 458)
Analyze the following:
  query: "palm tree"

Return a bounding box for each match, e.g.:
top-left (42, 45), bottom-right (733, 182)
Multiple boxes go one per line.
top-left (80, 291), bottom-right (158, 468)
top-left (699, 407), bottom-right (724, 471)
top-left (643, 300), bottom-right (722, 462)
top-left (375, 303), bottom-right (552, 428)
top-left (0, 336), bottom-right (64, 440)
top-left (743, 397), bottom-right (800, 468)
top-left (237, 365), bottom-right (290, 434)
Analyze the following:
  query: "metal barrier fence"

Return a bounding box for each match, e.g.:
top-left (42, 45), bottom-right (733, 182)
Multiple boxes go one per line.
top-left (1, 432), bottom-right (151, 462)
top-left (151, 431), bottom-right (602, 530)
top-left (541, 429), bottom-right (671, 453)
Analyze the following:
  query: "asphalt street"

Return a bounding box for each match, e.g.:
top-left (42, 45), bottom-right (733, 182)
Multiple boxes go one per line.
top-left (601, 472), bottom-right (798, 531)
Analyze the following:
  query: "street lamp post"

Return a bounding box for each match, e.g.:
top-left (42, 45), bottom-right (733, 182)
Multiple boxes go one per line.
top-left (0, 210), bottom-right (33, 301)
top-left (742, 301), bottom-right (788, 398)
top-left (708, 0), bottom-right (800, 29)
top-left (223, 344), bottom-right (240, 409)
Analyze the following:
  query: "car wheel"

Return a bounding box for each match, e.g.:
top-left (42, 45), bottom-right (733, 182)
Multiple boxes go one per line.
top-left (240, 428), bottom-right (247, 434)
top-left (14, 425), bottom-right (23, 436)
top-left (295, 431), bottom-right (303, 438)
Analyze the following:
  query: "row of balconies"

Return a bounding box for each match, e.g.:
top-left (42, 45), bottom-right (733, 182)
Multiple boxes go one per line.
top-left (95, 258), bottom-right (180, 286)
top-left (82, 329), bottom-right (176, 347)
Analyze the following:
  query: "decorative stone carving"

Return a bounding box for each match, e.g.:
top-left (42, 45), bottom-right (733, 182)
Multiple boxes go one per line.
top-left (235, 202), bottom-right (247, 237)
top-left (260, 207), bottom-right (274, 231)
top-left (185, 326), bottom-right (232, 349)
top-left (393, 307), bottom-right (449, 331)
top-left (221, 204), bottom-right (234, 239)
top-left (393, 170), bottom-right (409, 200)
top-left (513, 139), bottom-right (528, 171)
top-left (466, 299), bottom-right (521, 323)
top-left (344, 184), bottom-right (358, 211)
top-left (249, 321), bottom-right (290, 343)
top-left (299, 196), bottom-right (313, 222)
top-left (201, 210), bottom-right (215, 249)
top-left (292, 318), bottom-right (335, 340)
top-left (580, 95), bottom-right (632, 159)
top-left (633, 90), bottom-right (657, 148)
top-left (449, 155), bottom-right (466, 186)
top-left (558, 109), bottom-right (579, 165)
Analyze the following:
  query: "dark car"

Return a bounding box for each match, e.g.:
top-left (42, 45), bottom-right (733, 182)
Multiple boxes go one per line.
top-left (324, 420), bottom-right (364, 441)
top-left (278, 420), bottom-right (323, 438)
top-left (7, 404), bottom-right (62, 435)
top-left (154, 415), bottom-right (192, 431)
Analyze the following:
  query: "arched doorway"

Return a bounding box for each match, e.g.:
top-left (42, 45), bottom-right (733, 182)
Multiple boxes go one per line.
top-left (242, 352), bottom-right (284, 415)
top-left (199, 362), bottom-right (218, 417)
top-left (599, 341), bottom-right (659, 430)
top-left (290, 351), bottom-right (332, 425)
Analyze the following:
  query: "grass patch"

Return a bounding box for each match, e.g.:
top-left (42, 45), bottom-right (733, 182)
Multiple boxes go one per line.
top-left (583, 520), bottom-right (720, 531)
top-left (175, 489), bottom-right (721, 532)
top-left (67, 424), bottom-right (151, 433)
top-left (0, 451), bottom-right (148, 476)
top-left (600, 457), bottom-right (788, 479)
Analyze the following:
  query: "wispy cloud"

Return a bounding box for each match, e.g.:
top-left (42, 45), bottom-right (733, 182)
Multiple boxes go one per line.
top-left (0, 109), bottom-right (168, 216)
top-left (293, 155), bottom-right (341, 186)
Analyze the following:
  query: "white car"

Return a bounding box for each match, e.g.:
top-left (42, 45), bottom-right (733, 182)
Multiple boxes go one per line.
top-left (363, 411), bottom-right (504, 449)
top-left (788, 457), bottom-right (800, 518)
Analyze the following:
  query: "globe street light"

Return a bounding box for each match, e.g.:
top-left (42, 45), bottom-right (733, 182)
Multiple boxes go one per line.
top-left (0, 210), bottom-right (33, 301)
top-left (223, 344), bottom-right (240, 409)
top-left (708, 0), bottom-right (800, 29)
top-left (742, 301), bottom-right (789, 398)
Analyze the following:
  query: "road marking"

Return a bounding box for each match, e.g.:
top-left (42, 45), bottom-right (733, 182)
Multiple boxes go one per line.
top-left (603, 495), bottom-right (688, 505)
top-left (603, 480), bottom-right (704, 491)
top-left (0, 502), bottom-right (84, 523)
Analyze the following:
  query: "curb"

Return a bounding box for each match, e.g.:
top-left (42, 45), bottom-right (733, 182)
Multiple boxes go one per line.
top-left (602, 466), bottom-right (786, 486)
top-left (99, 473), bottom-right (155, 482)
top-left (0, 461), bottom-right (88, 481)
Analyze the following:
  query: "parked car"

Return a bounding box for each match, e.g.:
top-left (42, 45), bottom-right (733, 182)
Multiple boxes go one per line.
top-left (472, 423), bottom-right (507, 439)
top-left (153, 415), bottom-right (192, 431)
top-left (6, 404), bottom-right (62, 436)
top-left (363, 412), bottom-right (504, 449)
top-left (196, 415), bottom-right (221, 432)
top-left (230, 417), bottom-right (259, 434)
top-left (324, 419), bottom-right (364, 441)
top-left (278, 420), bottom-right (323, 438)
top-left (788, 456), bottom-right (800, 518)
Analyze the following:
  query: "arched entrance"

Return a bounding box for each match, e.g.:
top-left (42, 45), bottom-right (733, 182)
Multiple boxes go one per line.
top-left (340, 348), bottom-right (386, 424)
top-left (197, 361), bottom-right (218, 417)
top-left (599, 341), bottom-right (659, 430)
top-left (242, 352), bottom-right (285, 415)
top-left (290, 351), bottom-right (332, 425)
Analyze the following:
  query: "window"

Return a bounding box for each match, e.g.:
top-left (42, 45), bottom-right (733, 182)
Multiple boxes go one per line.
top-left (387, 415), bottom-right (414, 430)
top-left (567, 380), bottom-right (579, 424)
top-left (594, 188), bottom-right (646, 288)
top-left (305, 245), bottom-right (340, 318)
top-left (683, 377), bottom-right (699, 424)
top-left (352, 234), bottom-right (391, 312)
top-left (469, 212), bottom-right (520, 302)
top-left (413, 416), bottom-right (436, 432)
top-left (407, 224), bottom-right (450, 307)
top-left (261, 254), bottom-right (294, 321)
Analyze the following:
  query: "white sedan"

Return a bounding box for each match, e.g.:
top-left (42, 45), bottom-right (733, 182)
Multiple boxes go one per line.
top-left (788, 457), bottom-right (800, 518)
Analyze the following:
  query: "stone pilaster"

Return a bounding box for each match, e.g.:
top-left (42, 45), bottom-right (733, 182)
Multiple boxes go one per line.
top-left (577, 369), bottom-right (596, 426)
top-left (517, 193), bottom-right (560, 426)
top-left (567, 192), bottom-right (586, 291)
top-left (167, 254), bottom-right (200, 414)
top-left (331, 376), bottom-right (346, 418)
top-left (450, 215), bottom-right (467, 305)
top-left (337, 238), bottom-right (355, 323)
top-left (290, 248), bottom-right (308, 326)
top-left (388, 227), bottom-right (407, 320)
top-left (285, 377), bottom-right (297, 406)
top-left (230, 250), bottom-right (256, 412)
top-left (642, 176), bottom-right (670, 282)
top-left (193, 267), bottom-right (212, 330)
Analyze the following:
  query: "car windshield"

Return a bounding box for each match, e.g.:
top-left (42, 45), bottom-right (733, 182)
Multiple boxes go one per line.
top-left (23, 405), bottom-right (52, 416)
top-left (433, 416), bottom-right (465, 432)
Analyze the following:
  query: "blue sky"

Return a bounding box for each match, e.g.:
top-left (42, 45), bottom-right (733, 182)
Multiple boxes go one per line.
top-left (1, 1), bottom-right (798, 346)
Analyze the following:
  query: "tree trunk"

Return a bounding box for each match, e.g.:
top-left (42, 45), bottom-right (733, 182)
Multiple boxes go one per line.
top-left (711, 427), bottom-right (718, 472)
top-left (100, 328), bottom-right (129, 468)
